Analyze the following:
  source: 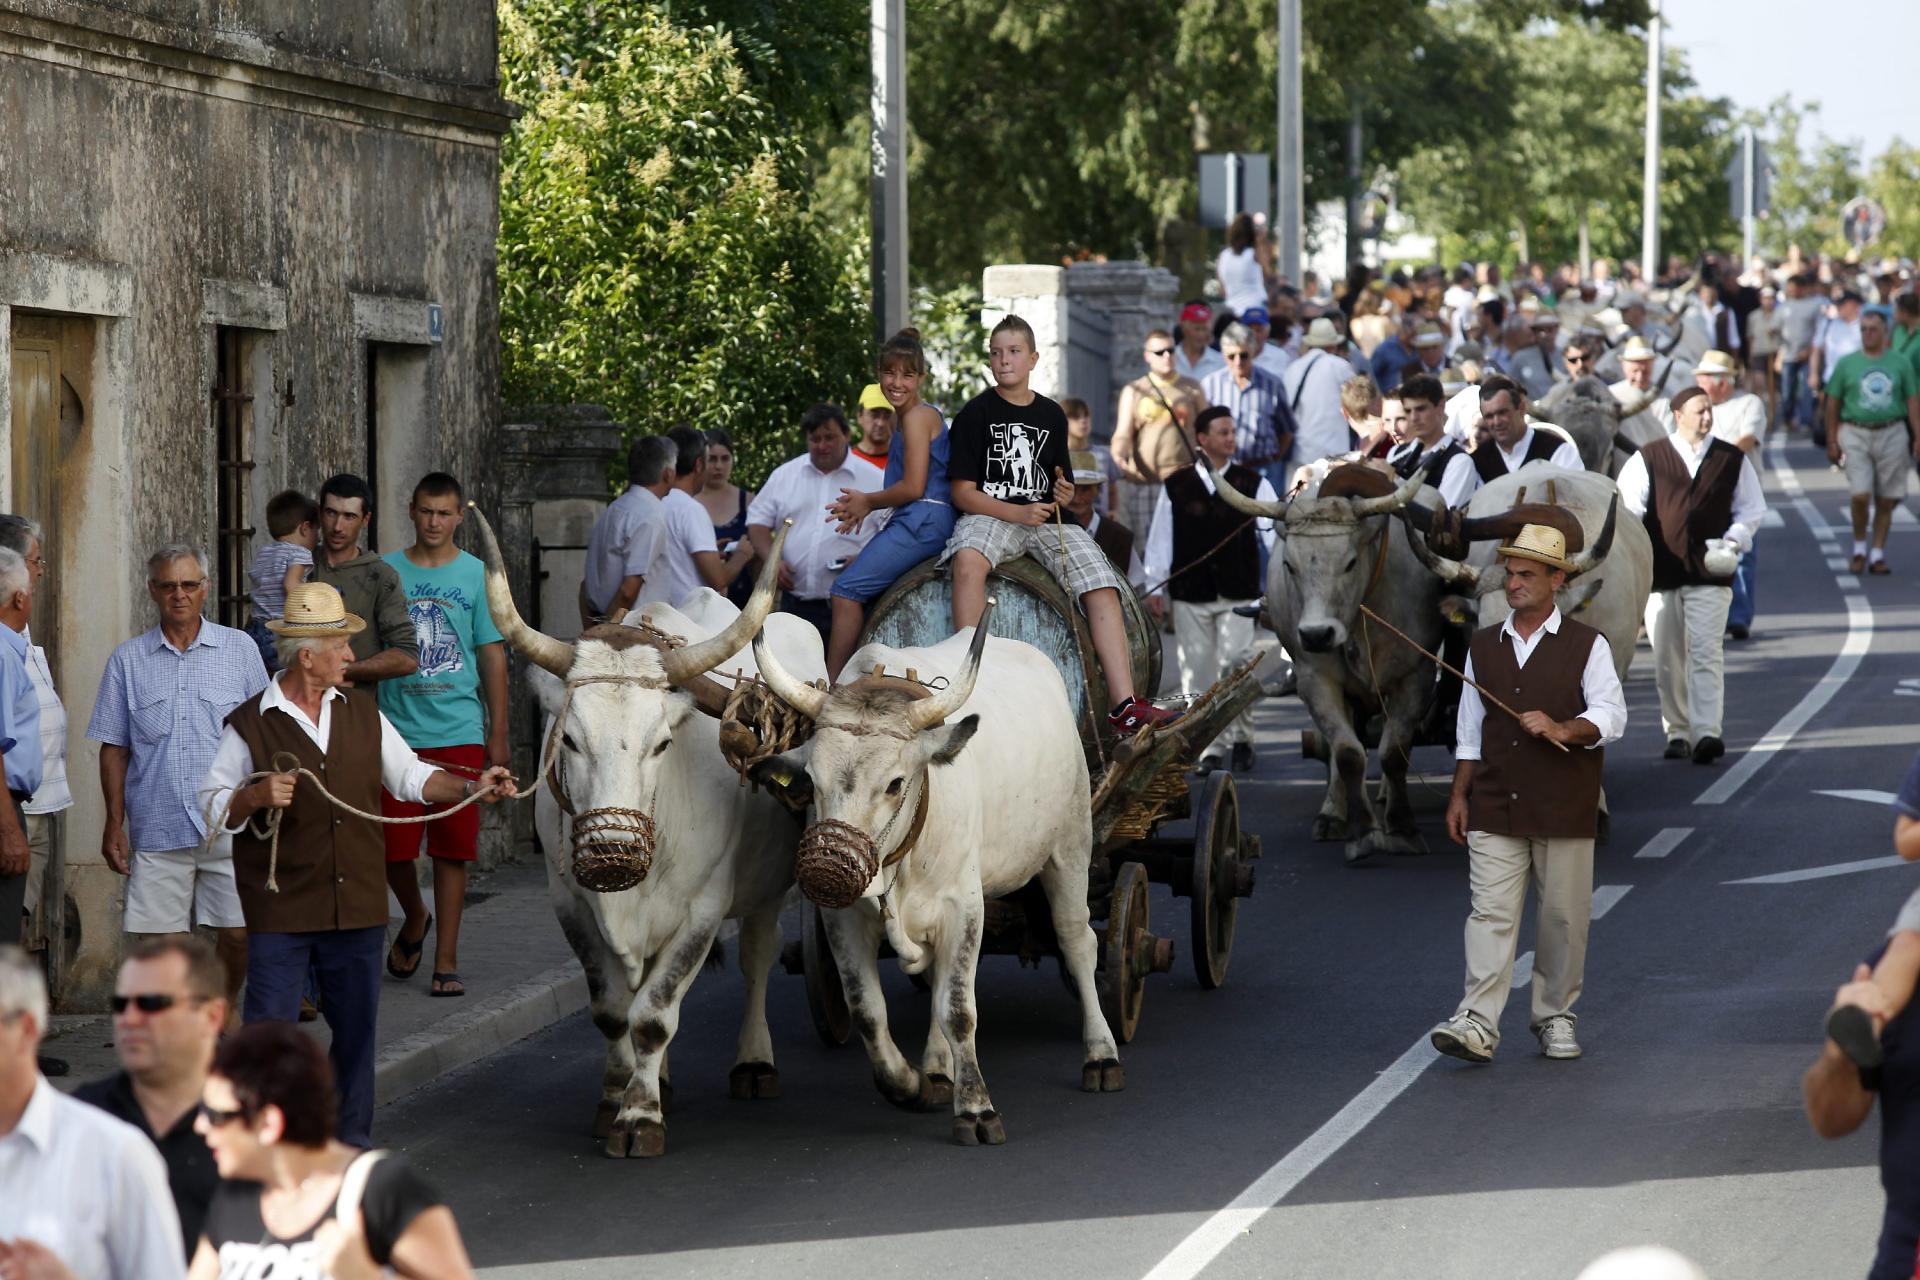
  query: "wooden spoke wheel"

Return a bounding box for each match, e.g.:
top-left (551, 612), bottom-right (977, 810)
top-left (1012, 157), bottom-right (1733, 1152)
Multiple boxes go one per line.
top-left (801, 901), bottom-right (851, 1047)
top-left (1099, 861), bottom-right (1154, 1044)
top-left (1190, 769), bottom-right (1247, 991)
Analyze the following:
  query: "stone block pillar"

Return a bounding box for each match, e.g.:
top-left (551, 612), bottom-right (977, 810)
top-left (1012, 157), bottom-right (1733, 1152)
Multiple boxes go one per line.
top-left (1066, 261), bottom-right (1181, 414)
top-left (981, 265), bottom-right (1069, 398)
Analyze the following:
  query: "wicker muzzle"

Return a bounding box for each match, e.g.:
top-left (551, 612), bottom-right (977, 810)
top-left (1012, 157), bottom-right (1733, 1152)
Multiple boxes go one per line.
top-left (796, 819), bottom-right (879, 909)
top-left (570, 806), bottom-right (658, 893)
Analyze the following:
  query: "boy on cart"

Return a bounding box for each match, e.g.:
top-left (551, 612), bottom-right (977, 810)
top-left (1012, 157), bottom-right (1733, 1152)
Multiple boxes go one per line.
top-left (942, 315), bottom-right (1180, 737)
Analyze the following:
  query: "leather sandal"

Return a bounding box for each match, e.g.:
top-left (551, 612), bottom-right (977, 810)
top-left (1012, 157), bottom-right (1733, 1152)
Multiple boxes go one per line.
top-left (386, 916), bottom-right (432, 980)
top-left (1871, 559), bottom-right (1892, 575)
top-left (1850, 554), bottom-right (1867, 574)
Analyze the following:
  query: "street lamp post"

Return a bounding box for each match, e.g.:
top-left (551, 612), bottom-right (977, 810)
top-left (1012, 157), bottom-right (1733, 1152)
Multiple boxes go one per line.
top-left (1276, 0), bottom-right (1303, 285)
top-left (1640, 0), bottom-right (1662, 284)
top-left (870, 0), bottom-right (908, 344)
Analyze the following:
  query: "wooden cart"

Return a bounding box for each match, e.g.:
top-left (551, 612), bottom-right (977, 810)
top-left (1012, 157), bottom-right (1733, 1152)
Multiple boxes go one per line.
top-left (780, 556), bottom-right (1265, 1046)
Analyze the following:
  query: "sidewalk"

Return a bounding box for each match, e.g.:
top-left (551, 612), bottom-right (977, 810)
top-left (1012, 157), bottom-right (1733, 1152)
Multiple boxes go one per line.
top-left (49, 859), bottom-right (584, 1109)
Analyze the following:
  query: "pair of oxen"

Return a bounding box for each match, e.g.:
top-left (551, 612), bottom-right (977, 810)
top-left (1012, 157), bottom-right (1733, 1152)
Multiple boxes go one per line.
top-left (470, 516), bottom-right (1122, 1157)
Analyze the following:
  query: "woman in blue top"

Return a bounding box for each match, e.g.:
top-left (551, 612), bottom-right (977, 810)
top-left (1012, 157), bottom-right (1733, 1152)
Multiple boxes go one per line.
top-left (826, 327), bottom-right (954, 678)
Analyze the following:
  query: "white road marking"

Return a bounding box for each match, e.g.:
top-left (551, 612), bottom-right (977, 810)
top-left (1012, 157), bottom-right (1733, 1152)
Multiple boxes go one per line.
top-left (1633, 827), bottom-right (1693, 859)
top-left (1833, 503), bottom-right (1918, 529)
top-left (1696, 436), bottom-right (1874, 807)
top-left (1837, 574), bottom-right (1862, 588)
top-left (1761, 508), bottom-right (1785, 528)
top-left (1826, 557), bottom-right (1851, 570)
top-left (1142, 883), bottom-right (1635, 1280)
top-left (1509, 951), bottom-right (1533, 988)
top-left (1815, 789), bottom-right (1898, 805)
top-left (1725, 855), bottom-right (1909, 885)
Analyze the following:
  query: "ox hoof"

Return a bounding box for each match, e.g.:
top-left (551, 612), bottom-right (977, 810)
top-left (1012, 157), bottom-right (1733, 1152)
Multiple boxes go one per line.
top-left (877, 1071), bottom-right (932, 1111)
top-left (1376, 829), bottom-right (1429, 856)
top-left (953, 1109), bottom-right (1007, 1146)
top-left (1312, 815), bottom-right (1350, 842)
top-left (728, 1062), bottom-right (781, 1101)
top-left (592, 1099), bottom-right (618, 1141)
top-left (1081, 1058), bottom-right (1126, 1093)
top-left (603, 1118), bottom-right (667, 1159)
top-left (1343, 832), bottom-right (1382, 866)
top-left (923, 1073), bottom-right (955, 1108)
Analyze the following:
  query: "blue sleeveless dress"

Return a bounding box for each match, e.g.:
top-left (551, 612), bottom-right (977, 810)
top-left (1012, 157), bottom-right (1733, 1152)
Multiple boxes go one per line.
top-left (830, 412), bottom-right (956, 603)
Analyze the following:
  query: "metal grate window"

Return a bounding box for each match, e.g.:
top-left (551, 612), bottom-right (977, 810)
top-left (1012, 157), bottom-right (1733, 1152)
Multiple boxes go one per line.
top-left (212, 327), bottom-right (255, 628)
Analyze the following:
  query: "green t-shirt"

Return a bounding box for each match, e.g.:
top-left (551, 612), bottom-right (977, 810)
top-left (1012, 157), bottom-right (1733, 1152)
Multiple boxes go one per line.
top-left (377, 549), bottom-right (504, 748)
top-left (1827, 349), bottom-right (1918, 425)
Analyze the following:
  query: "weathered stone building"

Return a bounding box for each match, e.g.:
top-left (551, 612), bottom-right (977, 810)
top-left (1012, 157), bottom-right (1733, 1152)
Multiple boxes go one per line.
top-left (0, 1), bottom-right (515, 1005)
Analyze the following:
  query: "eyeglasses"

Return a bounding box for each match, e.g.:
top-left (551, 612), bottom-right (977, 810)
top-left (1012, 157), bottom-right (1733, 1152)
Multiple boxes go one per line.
top-left (149, 580), bottom-right (206, 595)
top-left (1148, 347), bottom-right (1175, 358)
top-left (24, 556), bottom-right (45, 569)
top-left (196, 1102), bottom-right (249, 1128)
top-left (111, 993), bottom-right (210, 1015)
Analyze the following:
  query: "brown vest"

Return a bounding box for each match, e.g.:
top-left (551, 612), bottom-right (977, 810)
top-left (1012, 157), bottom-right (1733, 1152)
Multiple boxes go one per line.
top-left (1643, 435), bottom-right (1742, 591)
top-left (1466, 619), bottom-right (1606, 838)
top-left (226, 688), bottom-right (389, 933)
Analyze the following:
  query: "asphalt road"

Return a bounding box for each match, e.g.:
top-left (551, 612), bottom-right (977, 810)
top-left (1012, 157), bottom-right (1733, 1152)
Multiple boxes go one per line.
top-left (378, 432), bottom-right (1913, 1280)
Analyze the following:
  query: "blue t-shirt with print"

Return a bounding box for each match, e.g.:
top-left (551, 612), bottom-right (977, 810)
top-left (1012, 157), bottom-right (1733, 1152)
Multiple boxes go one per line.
top-left (377, 550), bottom-right (504, 748)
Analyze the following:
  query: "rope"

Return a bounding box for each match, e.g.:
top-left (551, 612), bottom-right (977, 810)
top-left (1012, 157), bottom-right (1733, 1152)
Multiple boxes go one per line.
top-left (1055, 487), bottom-right (1110, 771)
top-left (717, 669), bottom-right (816, 785)
top-left (1137, 515), bottom-right (1260, 600)
top-left (1357, 605), bottom-right (1570, 753)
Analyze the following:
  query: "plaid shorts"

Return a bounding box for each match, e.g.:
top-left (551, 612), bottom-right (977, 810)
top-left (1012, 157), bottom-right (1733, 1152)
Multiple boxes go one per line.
top-left (939, 514), bottom-right (1129, 602)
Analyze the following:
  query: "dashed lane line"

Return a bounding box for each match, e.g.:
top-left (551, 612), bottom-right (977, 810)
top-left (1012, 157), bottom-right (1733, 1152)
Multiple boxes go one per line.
top-left (1725, 855), bottom-right (1907, 885)
top-left (1633, 827), bottom-right (1693, 859)
top-left (1139, 884), bottom-right (1634, 1280)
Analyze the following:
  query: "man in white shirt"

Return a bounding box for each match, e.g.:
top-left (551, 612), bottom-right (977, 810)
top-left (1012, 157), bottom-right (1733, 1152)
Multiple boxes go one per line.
top-left (0, 945), bottom-right (186, 1278)
top-left (1173, 301), bottom-right (1225, 382)
top-left (649, 426), bottom-right (754, 607)
top-left (1615, 387), bottom-right (1766, 765)
top-left (1690, 350), bottom-right (1767, 639)
top-left (581, 435), bottom-right (672, 625)
top-left (1382, 374), bottom-right (1479, 509)
top-left (746, 404), bottom-right (886, 640)
top-left (1811, 291), bottom-right (1865, 441)
top-left (1282, 318), bottom-right (1359, 467)
top-left (1467, 377), bottom-right (1584, 483)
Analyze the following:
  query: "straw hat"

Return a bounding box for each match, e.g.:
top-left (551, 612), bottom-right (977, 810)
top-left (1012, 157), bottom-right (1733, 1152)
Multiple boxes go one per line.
top-left (1619, 335), bottom-right (1656, 363)
top-left (1694, 348), bottom-right (1739, 377)
top-left (267, 582), bottom-right (367, 636)
top-left (1300, 317), bottom-right (1345, 349)
top-left (1068, 450), bottom-right (1106, 486)
top-left (1496, 523), bottom-right (1577, 573)
top-left (1613, 289), bottom-right (1647, 310)
top-left (1412, 321), bottom-right (1449, 349)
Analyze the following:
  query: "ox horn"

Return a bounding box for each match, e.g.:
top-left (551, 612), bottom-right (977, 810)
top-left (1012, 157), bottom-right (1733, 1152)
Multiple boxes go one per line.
top-left (906, 596), bottom-right (997, 732)
top-left (1350, 467), bottom-right (1428, 518)
top-left (658, 521), bottom-right (792, 685)
top-left (751, 619), bottom-right (828, 720)
top-left (1201, 455), bottom-right (1287, 518)
top-left (1405, 528), bottom-right (1482, 590)
top-left (1565, 494), bottom-right (1618, 578)
top-left (1612, 388), bottom-right (1659, 420)
top-left (467, 502), bottom-right (574, 679)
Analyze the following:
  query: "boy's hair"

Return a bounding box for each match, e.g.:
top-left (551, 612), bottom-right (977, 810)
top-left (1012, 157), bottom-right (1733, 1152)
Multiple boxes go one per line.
top-left (410, 472), bottom-right (463, 506)
top-left (801, 403), bottom-right (849, 438)
top-left (1060, 397), bottom-right (1090, 421)
top-left (990, 314), bottom-right (1037, 350)
top-left (265, 490), bottom-right (317, 539)
top-left (1392, 373), bottom-right (1445, 408)
top-left (1340, 375), bottom-right (1382, 422)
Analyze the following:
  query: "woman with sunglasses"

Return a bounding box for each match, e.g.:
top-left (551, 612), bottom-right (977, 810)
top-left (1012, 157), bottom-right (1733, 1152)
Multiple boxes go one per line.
top-left (189, 1023), bottom-right (474, 1279)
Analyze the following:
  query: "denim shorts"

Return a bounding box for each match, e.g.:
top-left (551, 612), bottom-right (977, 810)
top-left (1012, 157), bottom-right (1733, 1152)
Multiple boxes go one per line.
top-left (831, 502), bottom-right (956, 603)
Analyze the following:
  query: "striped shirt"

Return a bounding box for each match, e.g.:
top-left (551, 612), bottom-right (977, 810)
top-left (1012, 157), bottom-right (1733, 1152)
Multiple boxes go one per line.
top-left (1201, 364), bottom-right (1293, 465)
top-left (85, 621), bottom-right (268, 851)
top-left (21, 626), bottom-right (68, 814)
top-left (245, 539), bottom-right (313, 620)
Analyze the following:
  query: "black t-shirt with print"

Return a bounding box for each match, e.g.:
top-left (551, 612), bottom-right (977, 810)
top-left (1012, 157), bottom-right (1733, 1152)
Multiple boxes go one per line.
top-left (200, 1154), bottom-right (440, 1278)
top-left (948, 388), bottom-right (1072, 506)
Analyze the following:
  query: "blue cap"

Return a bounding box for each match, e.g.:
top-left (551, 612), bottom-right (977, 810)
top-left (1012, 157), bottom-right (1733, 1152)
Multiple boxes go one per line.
top-left (1239, 305), bottom-right (1271, 327)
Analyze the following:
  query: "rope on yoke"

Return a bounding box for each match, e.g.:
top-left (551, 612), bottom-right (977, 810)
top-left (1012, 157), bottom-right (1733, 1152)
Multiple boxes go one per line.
top-left (1356, 604), bottom-right (1570, 753)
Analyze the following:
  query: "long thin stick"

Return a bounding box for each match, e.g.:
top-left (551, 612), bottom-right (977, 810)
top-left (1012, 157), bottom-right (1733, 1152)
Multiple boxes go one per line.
top-left (1358, 605), bottom-right (1570, 752)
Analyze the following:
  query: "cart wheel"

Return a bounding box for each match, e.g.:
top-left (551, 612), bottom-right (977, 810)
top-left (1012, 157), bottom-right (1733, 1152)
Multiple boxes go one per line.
top-left (1191, 770), bottom-right (1249, 990)
top-left (801, 901), bottom-right (851, 1047)
top-left (1099, 862), bottom-right (1162, 1044)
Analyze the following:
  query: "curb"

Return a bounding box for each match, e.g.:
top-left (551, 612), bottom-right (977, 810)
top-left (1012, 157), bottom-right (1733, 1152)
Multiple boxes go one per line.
top-left (373, 963), bottom-right (586, 1108)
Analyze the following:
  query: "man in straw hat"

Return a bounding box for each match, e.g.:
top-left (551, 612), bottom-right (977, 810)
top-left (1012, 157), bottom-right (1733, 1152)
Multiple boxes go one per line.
top-left (1611, 335), bottom-right (1672, 444)
top-left (88, 543), bottom-right (268, 1017)
top-left (197, 581), bottom-right (516, 1147)
top-left (1430, 524), bottom-right (1627, 1065)
top-left (1281, 316), bottom-right (1361, 470)
top-left (1616, 386), bottom-right (1764, 765)
top-left (1692, 348), bottom-right (1768, 638)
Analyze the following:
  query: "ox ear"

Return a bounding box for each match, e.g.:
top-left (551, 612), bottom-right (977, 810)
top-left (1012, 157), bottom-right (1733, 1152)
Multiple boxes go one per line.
top-left (927, 714), bottom-right (980, 767)
top-left (748, 752), bottom-right (814, 806)
top-left (527, 666), bottom-right (567, 720)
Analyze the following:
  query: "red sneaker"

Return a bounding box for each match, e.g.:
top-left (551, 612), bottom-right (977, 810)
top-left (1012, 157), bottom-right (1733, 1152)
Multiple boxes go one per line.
top-left (1107, 696), bottom-right (1180, 737)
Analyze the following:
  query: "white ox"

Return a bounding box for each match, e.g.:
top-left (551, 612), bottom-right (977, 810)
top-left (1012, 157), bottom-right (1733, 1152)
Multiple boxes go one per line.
top-left (476, 513), bottom-right (821, 1158)
top-left (749, 609), bottom-right (1122, 1146)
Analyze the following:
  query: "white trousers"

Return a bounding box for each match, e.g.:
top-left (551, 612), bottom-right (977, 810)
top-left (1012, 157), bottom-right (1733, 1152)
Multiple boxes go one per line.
top-left (1457, 831), bottom-right (1595, 1043)
top-left (1172, 599), bottom-right (1257, 746)
top-left (1645, 585), bottom-right (1732, 743)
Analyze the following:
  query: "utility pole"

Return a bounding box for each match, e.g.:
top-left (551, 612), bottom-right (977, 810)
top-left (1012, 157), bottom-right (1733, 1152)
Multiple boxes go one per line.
top-left (869, 0), bottom-right (908, 345)
top-left (1741, 124), bottom-right (1757, 268)
top-left (1344, 95), bottom-right (1364, 268)
top-left (1640, 0), bottom-right (1662, 284)
top-left (1276, 0), bottom-right (1303, 285)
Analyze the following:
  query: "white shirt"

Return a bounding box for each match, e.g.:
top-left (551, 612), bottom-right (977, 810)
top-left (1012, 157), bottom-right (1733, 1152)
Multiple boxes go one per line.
top-left (1386, 438), bottom-right (1481, 509)
top-left (745, 451), bottom-right (886, 601)
top-left (1252, 343), bottom-right (1292, 381)
top-left (1709, 390), bottom-right (1766, 449)
top-left (1455, 608), bottom-right (1627, 762)
top-left (582, 485), bottom-right (668, 616)
top-left (0, 1075), bottom-right (186, 1279)
top-left (1614, 431), bottom-right (1767, 553)
top-left (644, 488), bottom-right (720, 608)
top-left (1216, 247), bottom-right (1268, 315)
top-left (1176, 343), bottom-right (1226, 382)
top-left (1282, 350), bottom-right (1359, 466)
top-left (1143, 465), bottom-right (1279, 596)
top-left (20, 626), bottom-right (68, 814)
top-left (199, 673), bottom-right (440, 831)
top-left (1488, 425), bottom-right (1583, 474)
top-left (1817, 315), bottom-right (1862, 384)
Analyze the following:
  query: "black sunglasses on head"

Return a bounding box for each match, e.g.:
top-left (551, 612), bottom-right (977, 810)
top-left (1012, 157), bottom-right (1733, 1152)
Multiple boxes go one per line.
top-left (111, 993), bottom-right (209, 1015)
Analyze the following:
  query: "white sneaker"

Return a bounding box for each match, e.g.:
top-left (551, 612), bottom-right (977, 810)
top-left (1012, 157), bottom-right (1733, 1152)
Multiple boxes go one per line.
top-left (1535, 1016), bottom-right (1582, 1060)
top-left (1430, 1013), bottom-right (1494, 1063)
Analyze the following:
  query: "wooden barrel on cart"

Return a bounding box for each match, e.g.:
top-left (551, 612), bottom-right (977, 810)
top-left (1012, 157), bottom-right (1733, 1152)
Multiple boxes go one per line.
top-left (862, 555), bottom-right (1161, 741)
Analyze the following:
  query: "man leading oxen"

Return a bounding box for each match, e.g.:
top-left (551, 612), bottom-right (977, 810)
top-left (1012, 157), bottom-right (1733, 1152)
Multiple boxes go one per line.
top-left (473, 511), bottom-right (817, 1158)
top-left (747, 602), bottom-right (1123, 1146)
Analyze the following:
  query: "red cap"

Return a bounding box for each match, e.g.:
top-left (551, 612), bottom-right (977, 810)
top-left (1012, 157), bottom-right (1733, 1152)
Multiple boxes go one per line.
top-left (1180, 302), bottom-right (1212, 323)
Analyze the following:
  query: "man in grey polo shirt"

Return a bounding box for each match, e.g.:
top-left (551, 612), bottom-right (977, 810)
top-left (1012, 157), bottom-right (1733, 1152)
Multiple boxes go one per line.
top-left (581, 434), bottom-right (674, 625)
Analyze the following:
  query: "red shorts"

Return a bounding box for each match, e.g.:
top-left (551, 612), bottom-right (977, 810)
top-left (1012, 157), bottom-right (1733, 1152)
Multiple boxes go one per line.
top-left (383, 744), bottom-right (485, 862)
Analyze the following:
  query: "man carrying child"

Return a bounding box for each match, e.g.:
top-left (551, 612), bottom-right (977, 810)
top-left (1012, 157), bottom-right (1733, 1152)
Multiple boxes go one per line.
top-left (244, 491), bottom-right (317, 671)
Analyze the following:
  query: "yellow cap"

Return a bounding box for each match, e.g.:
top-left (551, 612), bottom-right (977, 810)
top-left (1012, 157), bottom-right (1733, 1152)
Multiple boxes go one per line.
top-left (859, 383), bottom-right (892, 412)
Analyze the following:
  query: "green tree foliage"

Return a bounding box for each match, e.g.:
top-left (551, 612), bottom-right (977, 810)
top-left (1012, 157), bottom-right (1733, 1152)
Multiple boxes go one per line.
top-left (497, 0), bottom-right (872, 487)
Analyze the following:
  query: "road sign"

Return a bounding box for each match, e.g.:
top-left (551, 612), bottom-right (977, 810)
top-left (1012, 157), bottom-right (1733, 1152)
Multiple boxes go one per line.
top-left (1198, 153), bottom-right (1271, 229)
top-left (1725, 136), bottom-right (1771, 221)
top-left (1842, 196), bottom-right (1887, 248)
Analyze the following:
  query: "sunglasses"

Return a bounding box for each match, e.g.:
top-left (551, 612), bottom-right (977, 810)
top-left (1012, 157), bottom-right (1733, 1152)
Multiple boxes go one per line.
top-left (1148, 347), bottom-right (1175, 358)
top-left (111, 993), bottom-right (209, 1015)
top-left (1225, 352), bottom-right (1253, 362)
top-left (197, 1102), bottom-right (249, 1127)
top-left (149, 580), bottom-right (206, 595)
